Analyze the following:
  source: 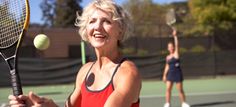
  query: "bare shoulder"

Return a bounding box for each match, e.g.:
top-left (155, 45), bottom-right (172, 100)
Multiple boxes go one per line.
top-left (79, 62), bottom-right (94, 74)
top-left (75, 62), bottom-right (94, 87)
top-left (66, 62), bottom-right (94, 106)
top-left (114, 59), bottom-right (141, 88)
top-left (113, 59), bottom-right (141, 102)
top-left (119, 60), bottom-right (140, 79)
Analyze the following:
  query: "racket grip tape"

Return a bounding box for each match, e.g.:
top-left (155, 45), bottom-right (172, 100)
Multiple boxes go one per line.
top-left (10, 69), bottom-right (23, 96)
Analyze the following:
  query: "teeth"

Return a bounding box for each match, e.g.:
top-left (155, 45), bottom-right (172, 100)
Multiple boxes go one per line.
top-left (94, 34), bottom-right (106, 38)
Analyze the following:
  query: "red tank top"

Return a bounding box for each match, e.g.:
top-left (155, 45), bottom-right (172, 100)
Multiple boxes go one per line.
top-left (80, 60), bottom-right (139, 107)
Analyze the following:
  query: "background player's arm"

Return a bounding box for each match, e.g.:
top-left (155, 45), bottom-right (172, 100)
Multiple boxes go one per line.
top-left (104, 61), bottom-right (141, 107)
top-left (65, 62), bottom-right (93, 107)
top-left (163, 61), bottom-right (169, 82)
top-left (173, 29), bottom-right (179, 58)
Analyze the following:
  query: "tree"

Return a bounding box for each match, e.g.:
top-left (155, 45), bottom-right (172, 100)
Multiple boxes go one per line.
top-left (123, 0), bottom-right (168, 37)
top-left (54, 0), bottom-right (82, 27)
top-left (40, 0), bottom-right (82, 27)
top-left (188, 0), bottom-right (236, 36)
top-left (40, 0), bottom-right (54, 27)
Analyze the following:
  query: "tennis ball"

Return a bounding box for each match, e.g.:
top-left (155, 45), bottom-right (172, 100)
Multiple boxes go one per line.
top-left (33, 34), bottom-right (50, 50)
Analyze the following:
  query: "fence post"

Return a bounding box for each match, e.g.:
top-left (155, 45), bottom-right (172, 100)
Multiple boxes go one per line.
top-left (212, 35), bottom-right (217, 78)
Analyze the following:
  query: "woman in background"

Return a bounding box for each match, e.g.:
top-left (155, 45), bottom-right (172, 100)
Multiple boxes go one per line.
top-left (8, 0), bottom-right (141, 107)
top-left (162, 29), bottom-right (190, 107)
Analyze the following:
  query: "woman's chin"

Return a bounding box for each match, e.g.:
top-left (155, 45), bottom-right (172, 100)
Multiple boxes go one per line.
top-left (91, 42), bottom-right (106, 48)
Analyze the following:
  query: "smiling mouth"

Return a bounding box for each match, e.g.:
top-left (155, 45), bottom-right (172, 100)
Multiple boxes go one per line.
top-left (93, 34), bottom-right (107, 39)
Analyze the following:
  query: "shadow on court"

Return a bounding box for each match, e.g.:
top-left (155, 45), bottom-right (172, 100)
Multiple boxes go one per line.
top-left (191, 101), bottom-right (235, 107)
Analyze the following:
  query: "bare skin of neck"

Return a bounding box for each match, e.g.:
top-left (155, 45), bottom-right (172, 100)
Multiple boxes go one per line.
top-left (94, 44), bottom-right (122, 70)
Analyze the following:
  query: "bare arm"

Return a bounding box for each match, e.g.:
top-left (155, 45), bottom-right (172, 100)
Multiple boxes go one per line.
top-left (65, 62), bottom-right (93, 107)
top-left (172, 29), bottom-right (179, 58)
top-left (8, 63), bottom-right (92, 107)
top-left (9, 91), bottom-right (58, 107)
top-left (104, 61), bottom-right (141, 107)
top-left (162, 58), bottom-right (169, 82)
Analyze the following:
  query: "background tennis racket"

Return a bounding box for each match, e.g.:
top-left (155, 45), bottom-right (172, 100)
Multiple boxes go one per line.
top-left (166, 8), bottom-right (176, 28)
top-left (166, 8), bottom-right (177, 37)
top-left (0, 0), bottom-right (30, 96)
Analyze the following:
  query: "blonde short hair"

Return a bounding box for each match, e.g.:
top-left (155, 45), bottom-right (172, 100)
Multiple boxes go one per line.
top-left (75, 0), bottom-right (133, 42)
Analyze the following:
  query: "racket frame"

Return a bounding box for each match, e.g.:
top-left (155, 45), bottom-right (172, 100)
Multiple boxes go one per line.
top-left (0, 0), bottom-right (30, 96)
top-left (166, 8), bottom-right (176, 27)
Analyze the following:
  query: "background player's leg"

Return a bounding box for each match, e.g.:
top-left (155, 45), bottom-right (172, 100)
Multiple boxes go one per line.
top-left (176, 82), bottom-right (190, 107)
top-left (164, 81), bottom-right (173, 107)
top-left (176, 82), bottom-right (186, 102)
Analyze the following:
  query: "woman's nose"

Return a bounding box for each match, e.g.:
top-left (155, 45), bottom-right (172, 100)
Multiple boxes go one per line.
top-left (94, 21), bottom-right (102, 31)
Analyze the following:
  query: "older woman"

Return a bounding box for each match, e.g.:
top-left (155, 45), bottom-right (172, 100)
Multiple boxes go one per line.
top-left (8, 0), bottom-right (141, 107)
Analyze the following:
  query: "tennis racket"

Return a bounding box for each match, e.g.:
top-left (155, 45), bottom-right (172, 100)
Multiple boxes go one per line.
top-left (0, 0), bottom-right (30, 96)
top-left (166, 8), bottom-right (176, 27)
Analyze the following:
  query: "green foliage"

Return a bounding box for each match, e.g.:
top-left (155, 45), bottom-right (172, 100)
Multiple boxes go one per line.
top-left (190, 45), bottom-right (206, 53)
top-left (54, 0), bottom-right (82, 27)
top-left (121, 47), bottom-right (149, 56)
top-left (159, 47), bottom-right (187, 55)
top-left (123, 0), bottom-right (236, 37)
top-left (124, 0), bottom-right (167, 37)
top-left (137, 49), bottom-right (149, 56)
top-left (210, 45), bottom-right (221, 52)
top-left (40, 0), bottom-right (54, 26)
top-left (40, 0), bottom-right (82, 27)
top-left (121, 47), bottom-right (136, 55)
top-left (160, 50), bottom-right (168, 55)
top-left (188, 0), bottom-right (236, 35)
top-left (179, 47), bottom-right (188, 53)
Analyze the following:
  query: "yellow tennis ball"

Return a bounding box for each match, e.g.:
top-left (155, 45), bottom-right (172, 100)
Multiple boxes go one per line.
top-left (33, 34), bottom-right (50, 50)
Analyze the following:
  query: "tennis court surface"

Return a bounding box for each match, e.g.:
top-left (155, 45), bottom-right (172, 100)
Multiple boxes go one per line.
top-left (1, 76), bottom-right (236, 107)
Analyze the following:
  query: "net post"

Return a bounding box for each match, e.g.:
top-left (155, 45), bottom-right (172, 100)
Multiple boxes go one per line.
top-left (81, 40), bottom-right (86, 65)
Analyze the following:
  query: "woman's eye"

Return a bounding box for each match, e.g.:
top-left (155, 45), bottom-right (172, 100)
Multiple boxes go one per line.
top-left (104, 19), bottom-right (111, 24)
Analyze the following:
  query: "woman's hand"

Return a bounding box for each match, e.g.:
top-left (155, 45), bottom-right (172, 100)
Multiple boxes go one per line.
top-left (8, 94), bottom-right (31, 107)
top-left (172, 28), bottom-right (177, 37)
top-left (162, 75), bottom-right (167, 83)
top-left (9, 91), bottom-right (58, 107)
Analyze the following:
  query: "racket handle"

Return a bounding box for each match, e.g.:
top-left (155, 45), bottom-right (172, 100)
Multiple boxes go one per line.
top-left (10, 69), bottom-right (23, 96)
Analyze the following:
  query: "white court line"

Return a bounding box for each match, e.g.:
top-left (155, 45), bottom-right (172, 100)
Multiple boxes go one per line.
top-left (140, 91), bottom-right (236, 98)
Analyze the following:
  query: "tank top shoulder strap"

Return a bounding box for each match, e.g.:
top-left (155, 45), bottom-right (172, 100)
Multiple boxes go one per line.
top-left (84, 62), bottom-right (96, 80)
top-left (111, 58), bottom-right (127, 86)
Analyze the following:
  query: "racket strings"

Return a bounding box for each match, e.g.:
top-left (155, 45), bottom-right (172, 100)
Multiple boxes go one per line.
top-left (166, 9), bottom-right (176, 25)
top-left (1, 1), bottom-right (25, 45)
top-left (0, 0), bottom-right (26, 48)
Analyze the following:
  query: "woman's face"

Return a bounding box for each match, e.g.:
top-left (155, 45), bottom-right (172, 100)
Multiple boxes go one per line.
top-left (86, 8), bottom-right (121, 49)
top-left (168, 43), bottom-right (175, 53)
